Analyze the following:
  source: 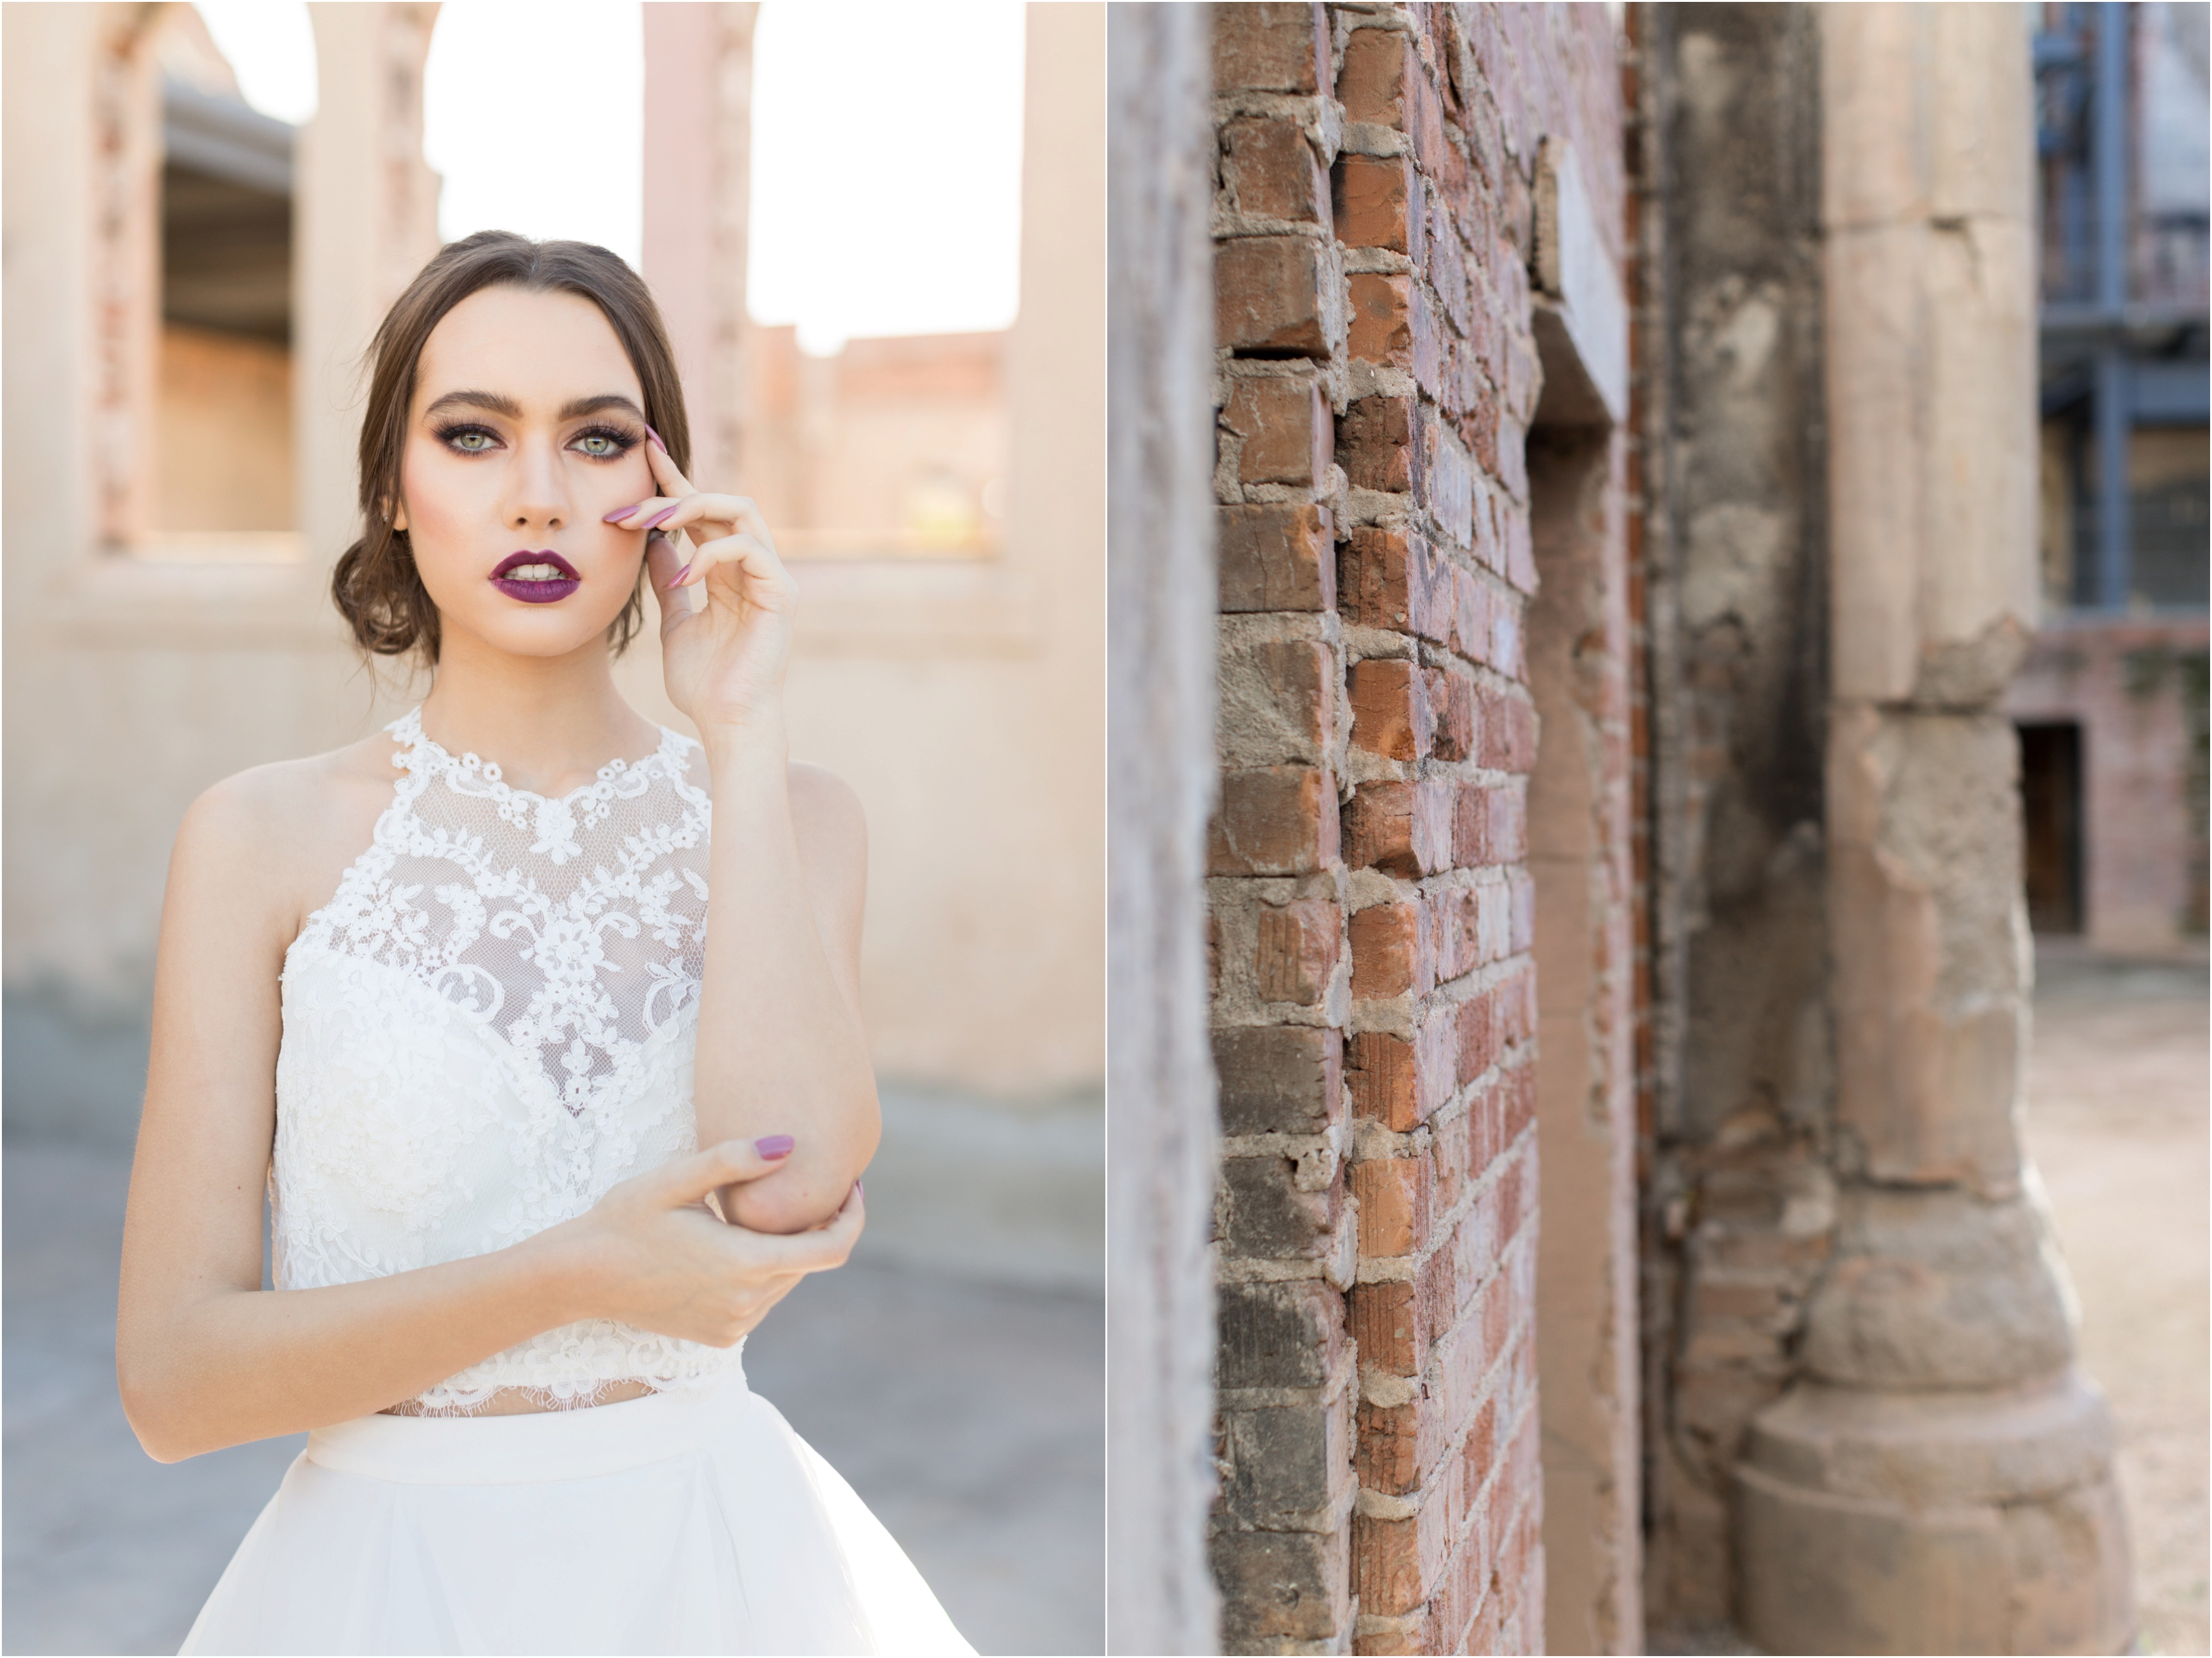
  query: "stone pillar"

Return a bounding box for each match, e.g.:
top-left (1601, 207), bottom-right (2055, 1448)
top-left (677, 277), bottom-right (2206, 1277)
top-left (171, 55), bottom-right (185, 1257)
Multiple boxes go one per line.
top-left (641, 2), bottom-right (753, 491)
top-left (1104, 9), bottom-right (1221, 1652)
top-left (296, 2), bottom-right (444, 568)
top-left (1734, 9), bottom-right (2135, 1653)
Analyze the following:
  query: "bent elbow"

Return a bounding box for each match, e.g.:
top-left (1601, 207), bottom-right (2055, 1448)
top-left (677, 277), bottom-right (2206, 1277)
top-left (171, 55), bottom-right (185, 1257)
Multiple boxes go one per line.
top-left (117, 1358), bottom-right (200, 1464)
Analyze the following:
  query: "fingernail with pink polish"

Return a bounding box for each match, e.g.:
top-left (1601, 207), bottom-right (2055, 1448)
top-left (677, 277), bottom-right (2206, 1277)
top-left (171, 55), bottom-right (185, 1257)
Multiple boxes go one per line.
top-left (755, 1135), bottom-right (795, 1160)
top-left (603, 504), bottom-right (641, 523)
top-left (641, 504), bottom-right (681, 530)
top-left (672, 562), bottom-right (692, 583)
top-left (645, 424), bottom-right (668, 452)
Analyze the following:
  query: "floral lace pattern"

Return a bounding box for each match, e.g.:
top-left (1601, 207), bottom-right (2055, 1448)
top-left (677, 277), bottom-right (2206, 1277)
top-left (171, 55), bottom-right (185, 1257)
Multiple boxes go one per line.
top-left (273, 708), bottom-right (743, 1413)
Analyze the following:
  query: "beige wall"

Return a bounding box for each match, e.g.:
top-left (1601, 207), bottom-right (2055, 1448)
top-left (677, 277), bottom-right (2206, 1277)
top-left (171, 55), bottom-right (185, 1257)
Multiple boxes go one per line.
top-left (630, 2), bottom-right (1105, 1101)
top-left (156, 325), bottom-right (296, 534)
top-left (6, 3), bottom-right (1102, 1126)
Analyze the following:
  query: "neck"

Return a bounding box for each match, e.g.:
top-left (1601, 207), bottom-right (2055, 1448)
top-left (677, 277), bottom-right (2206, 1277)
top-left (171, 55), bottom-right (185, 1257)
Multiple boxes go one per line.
top-left (416, 627), bottom-right (660, 797)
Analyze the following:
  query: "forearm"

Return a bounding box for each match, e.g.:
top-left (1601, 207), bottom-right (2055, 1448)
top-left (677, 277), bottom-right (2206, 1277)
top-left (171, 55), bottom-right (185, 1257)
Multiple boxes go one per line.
top-left (695, 732), bottom-right (879, 1233)
top-left (119, 1228), bottom-right (588, 1462)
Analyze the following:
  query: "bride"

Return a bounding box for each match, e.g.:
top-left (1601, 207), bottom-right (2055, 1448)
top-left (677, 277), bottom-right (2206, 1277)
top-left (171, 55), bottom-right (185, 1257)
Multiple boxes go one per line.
top-left (114, 231), bottom-right (972, 1655)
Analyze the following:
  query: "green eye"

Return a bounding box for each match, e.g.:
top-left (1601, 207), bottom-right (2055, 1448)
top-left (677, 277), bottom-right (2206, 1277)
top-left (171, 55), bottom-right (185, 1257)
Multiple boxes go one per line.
top-left (448, 428), bottom-right (495, 452)
top-left (576, 433), bottom-right (617, 457)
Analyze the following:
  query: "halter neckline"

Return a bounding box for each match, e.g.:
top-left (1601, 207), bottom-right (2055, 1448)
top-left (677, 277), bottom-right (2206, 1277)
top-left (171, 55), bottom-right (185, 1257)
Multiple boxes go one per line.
top-left (389, 705), bottom-right (690, 809)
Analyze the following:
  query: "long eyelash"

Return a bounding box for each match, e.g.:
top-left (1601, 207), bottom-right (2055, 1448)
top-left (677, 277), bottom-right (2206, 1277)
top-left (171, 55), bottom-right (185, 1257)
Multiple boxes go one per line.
top-left (572, 423), bottom-right (643, 459)
top-left (433, 421), bottom-right (501, 451)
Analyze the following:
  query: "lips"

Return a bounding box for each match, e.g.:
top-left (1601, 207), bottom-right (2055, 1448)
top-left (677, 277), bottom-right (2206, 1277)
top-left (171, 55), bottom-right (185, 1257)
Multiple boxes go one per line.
top-left (490, 550), bottom-right (581, 604)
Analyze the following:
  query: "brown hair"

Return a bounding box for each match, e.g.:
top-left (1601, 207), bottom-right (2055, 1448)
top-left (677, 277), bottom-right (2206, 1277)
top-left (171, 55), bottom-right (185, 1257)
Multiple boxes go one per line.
top-left (331, 231), bottom-right (693, 663)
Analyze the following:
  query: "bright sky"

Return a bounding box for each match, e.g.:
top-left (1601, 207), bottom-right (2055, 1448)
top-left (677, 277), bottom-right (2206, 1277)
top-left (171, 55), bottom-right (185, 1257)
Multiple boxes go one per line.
top-left (191, 1), bottom-right (1025, 356)
top-left (748, 2), bottom-right (1026, 352)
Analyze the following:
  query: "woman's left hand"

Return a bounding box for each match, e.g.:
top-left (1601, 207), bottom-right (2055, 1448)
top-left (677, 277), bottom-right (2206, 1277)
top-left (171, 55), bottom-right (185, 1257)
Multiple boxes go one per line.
top-left (620, 439), bottom-right (794, 742)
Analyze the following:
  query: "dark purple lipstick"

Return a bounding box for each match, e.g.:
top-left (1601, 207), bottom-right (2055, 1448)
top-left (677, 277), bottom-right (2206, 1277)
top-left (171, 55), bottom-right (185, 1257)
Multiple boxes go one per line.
top-left (490, 550), bottom-right (581, 603)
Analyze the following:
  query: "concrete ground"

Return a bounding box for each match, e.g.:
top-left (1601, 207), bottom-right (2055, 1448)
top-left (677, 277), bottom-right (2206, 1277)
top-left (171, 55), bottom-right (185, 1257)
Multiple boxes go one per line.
top-left (2022, 949), bottom-right (2209, 1658)
top-left (1, 1137), bottom-right (1103, 1657)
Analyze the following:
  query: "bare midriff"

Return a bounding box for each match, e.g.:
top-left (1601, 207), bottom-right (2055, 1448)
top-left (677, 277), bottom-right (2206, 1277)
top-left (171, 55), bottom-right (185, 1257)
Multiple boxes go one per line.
top-left (380, 1379), bottom-right (658, 1417)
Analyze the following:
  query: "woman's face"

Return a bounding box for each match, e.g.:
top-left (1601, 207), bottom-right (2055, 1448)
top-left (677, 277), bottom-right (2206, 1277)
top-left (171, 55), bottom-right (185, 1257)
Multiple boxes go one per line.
top-left (396, 284), bottom-right (658, 661)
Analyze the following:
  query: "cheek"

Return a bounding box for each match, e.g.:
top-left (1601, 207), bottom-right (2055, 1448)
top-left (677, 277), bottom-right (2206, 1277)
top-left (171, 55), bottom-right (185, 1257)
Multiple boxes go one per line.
top-left (398, 445), bottom-right (483, 549)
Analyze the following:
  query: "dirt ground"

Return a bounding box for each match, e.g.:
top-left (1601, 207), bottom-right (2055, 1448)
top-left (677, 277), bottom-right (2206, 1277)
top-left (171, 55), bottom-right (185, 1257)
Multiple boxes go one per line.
top-left (2022, 952), bottom-right (2210, 1658)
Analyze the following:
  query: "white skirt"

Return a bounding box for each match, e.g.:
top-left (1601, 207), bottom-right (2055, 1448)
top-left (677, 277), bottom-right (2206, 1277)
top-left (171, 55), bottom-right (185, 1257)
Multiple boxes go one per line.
top-left (179, 1365), bottom-right (975, 1656)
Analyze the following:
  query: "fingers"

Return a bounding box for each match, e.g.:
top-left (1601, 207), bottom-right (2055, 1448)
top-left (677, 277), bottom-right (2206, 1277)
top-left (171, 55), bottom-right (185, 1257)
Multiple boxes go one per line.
top-left (645, 532), bottom-right (693, 625)
top-left (649, 1137), bottom-right (799, 1207)
top-left (609, 492), bottom-right (776, 554)
top-left (745, 1183), bottom-right (865, 1275)
top-left (643, 435), bottom-right (695, 500)
top-left (672, 531), bottom-right (792, 599)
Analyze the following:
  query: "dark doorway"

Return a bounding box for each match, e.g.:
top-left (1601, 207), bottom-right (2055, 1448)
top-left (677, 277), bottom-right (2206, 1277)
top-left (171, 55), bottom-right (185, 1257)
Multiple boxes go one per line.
top-left (2019, 722), bottom-right (2085, 933)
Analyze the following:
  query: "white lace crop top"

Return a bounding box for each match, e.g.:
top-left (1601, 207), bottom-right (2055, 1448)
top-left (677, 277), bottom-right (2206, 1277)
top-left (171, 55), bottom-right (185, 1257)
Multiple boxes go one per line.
top-left (273, 706), bottom-right (741, 1413)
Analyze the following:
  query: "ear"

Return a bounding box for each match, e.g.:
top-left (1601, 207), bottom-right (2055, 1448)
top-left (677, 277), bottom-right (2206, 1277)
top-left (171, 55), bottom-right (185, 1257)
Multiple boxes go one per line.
top-left (389, 496), bottom-right (409, 534)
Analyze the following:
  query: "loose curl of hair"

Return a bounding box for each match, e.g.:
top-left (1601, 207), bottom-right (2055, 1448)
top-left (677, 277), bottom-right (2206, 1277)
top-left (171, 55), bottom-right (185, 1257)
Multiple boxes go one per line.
top-left (331, 231), bottom-right (694, 665)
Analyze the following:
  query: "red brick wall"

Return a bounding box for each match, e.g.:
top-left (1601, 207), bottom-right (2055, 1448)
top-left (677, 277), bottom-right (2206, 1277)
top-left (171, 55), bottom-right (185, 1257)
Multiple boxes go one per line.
top-left (1204, 7), bottom-right (1624, 1651)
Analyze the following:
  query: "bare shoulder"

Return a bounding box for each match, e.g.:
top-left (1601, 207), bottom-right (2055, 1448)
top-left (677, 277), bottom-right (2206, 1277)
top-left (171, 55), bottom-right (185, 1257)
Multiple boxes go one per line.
top-left (173, 729), bottom-right (401, 938)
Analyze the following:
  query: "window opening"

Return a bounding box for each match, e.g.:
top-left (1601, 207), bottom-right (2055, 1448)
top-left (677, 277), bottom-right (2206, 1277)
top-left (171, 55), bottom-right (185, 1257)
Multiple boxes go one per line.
top-left (2019, 722), bottom-right (2086, 934)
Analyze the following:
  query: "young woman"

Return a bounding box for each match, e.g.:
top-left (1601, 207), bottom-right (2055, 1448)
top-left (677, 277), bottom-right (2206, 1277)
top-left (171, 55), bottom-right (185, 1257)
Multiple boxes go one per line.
top-left (116, 232), bottom-right (972, 1655)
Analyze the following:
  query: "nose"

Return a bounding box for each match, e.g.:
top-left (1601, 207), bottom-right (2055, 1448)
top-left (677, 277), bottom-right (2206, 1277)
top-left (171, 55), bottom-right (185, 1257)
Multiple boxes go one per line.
top-left (501, 432), bottom-right (573, 533)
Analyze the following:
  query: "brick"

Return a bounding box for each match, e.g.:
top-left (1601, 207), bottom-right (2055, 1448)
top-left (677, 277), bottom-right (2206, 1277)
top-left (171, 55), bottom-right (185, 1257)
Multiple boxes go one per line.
top-left (1346, 272), bottom-right (1408, 366)
top-left (1350, 1278), bottom-right (1421, 1377)
top-left (1349, 899), bottom-right (1432, 1000)
top-left (1214, 1023), bottom-right (1343, 1135)
top-left (1340, 526), bottom-right (1451, 641)
top-left (1351, 1153), bottom-right (1431, 1257)
top-left (1216, 236), bottom-right (1330, 357)
top-left (1255, 895), bottom-right (1341, 1005)
top-left (1343, 778), bottom-right (1452, 876)
top-left (1430, 885), bottom-right (1483, 984)
top-left (1339, 395), bottom-right (1416, 493)
top-left (1213, 1), bottom-right (1327, 94)
top-left (1353, 1504), bottom-right (1434, 1618)
top-left (1219, 638), bottom-right (1331, 764)
top-left (1455, 988), bottom-right (1498, 1084)
top-left (1452, 782), bottom-right (1526, 867)
top-left (1357, 1396), bottom-right (1423, 1495)
top-left (1336, 24), bottom-right (1416, 124)
top-left (1219, 502), bottom-right (1336, 612)
top-left (1223, 116), bottom-right (1332, 230)
top-left (1211, 765), bottom-right (1340, 875)
top-left (1223, 375), bottom-right (1333, 487)
top-left (1476, 684), bottom-right (1537, 772)
top-left (1421, 411), bottom-right (1475, 547)
top-left (1428, 667), bottom-right (1474, 760)
top-left (1345, 272), bottom-right (1444, 399)
top-left (1220, 1400), bottom-right (1341, 1527)
top-left (1347, 658), bottom-right (1432, 761)
top-left (1212, 1528), bottom-right (1350, 1647)
top-left (1219, 1154), bottom-right (1338, 1259)
top-left (1347, 1031), bottom-right (1419, 1131)
top-left (1334, 152), bottom-right (1417, 252)
top-left (1217, 1278), bottom-right (1345, 1389)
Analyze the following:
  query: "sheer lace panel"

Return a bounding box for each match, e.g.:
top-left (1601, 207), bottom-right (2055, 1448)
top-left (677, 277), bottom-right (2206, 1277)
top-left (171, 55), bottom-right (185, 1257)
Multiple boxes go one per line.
top-left (274, 707), bottom-right (743, 1413)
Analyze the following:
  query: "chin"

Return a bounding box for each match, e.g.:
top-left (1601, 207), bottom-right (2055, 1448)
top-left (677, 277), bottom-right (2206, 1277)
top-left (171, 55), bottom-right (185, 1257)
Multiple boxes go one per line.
top-left (447, 599), bottom-right (633, 660)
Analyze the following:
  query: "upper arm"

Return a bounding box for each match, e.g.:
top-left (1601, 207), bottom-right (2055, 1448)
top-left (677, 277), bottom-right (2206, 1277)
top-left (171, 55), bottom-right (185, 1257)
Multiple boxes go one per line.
top-left (118, 774), bottom-right (307, 1364)
top-left (787, 762), bottom-right (867, 1019)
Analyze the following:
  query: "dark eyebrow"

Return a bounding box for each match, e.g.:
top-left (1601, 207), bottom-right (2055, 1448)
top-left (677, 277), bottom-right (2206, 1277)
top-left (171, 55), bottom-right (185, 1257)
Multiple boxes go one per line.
top-left (419, 390), bottom-right (647, 423)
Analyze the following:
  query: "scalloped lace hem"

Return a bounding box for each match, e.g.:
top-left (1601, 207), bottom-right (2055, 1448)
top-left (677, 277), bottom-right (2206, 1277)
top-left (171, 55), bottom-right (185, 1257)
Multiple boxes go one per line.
top-left (386, 1366), bottom-right (735, 1418)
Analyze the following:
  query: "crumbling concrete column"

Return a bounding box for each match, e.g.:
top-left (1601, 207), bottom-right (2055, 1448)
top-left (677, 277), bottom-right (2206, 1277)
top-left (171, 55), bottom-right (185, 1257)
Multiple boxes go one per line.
top-left (297, 2), bottom-right (444, 567)
top-left (1735, 9), bottom-right (2135, 1652)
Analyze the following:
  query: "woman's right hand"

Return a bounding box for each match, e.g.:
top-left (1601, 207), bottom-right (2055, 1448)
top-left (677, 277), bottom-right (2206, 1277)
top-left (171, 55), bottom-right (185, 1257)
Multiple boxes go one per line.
top-left (547, 1140), bottom-right (864, 1348)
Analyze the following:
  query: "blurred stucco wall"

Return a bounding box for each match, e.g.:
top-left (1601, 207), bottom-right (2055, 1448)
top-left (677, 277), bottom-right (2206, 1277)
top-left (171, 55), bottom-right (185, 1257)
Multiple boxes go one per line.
top-left (1, 2), bottom-right (1103, 1153)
